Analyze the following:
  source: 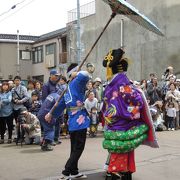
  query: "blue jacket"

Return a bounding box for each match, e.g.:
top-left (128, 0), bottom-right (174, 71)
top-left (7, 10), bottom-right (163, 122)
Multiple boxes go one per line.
top-left (42, 79), bottom-right (59, 102)
top-left (52, 71), bottom-right (90, 132)
top-left (0, 91), bottom-right (13, 117)
top-left (37, 92), bottom-right (61, 124)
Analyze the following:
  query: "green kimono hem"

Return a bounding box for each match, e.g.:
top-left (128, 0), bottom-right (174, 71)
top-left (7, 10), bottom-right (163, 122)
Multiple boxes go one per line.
top-left (103, 133), bottom-right (147, 153)
top-left (104, 124), bottom-right (149, 141)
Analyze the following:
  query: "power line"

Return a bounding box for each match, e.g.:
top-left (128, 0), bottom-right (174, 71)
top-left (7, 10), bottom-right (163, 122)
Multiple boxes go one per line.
top-left (0, 0), bottom-right (36, 23)
top-left (0, 0), bottom-right (26, 17)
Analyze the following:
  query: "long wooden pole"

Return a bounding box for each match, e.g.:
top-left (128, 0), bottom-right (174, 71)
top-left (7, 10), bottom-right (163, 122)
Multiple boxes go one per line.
top-left (49, 13), bottom-right (116, 115)
top-left (78, 12), bottom-right (116, 70)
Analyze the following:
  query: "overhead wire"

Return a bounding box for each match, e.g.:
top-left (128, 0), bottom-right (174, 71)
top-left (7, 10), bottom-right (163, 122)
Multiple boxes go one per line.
top-left (0, 0), bottom-right (26, 17)
top-left (0, 0), bottom-right (36, 23)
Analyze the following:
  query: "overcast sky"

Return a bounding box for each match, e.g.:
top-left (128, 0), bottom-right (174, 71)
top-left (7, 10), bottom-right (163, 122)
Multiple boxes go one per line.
top-left (0, 0), bottom-right (93, 36)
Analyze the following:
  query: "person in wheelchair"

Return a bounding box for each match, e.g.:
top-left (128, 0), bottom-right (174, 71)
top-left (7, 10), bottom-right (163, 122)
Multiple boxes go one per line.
top-left (18, 107), bottom-right (41, 145)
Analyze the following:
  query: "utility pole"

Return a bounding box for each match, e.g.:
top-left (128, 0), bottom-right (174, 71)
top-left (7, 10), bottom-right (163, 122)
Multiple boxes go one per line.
top-left (77, 0), bottom-right (81, 64)
top-left (17, 29), bottom-right (20, 75)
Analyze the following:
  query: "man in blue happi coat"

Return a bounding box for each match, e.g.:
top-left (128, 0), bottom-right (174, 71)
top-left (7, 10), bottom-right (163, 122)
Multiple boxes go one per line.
top-left (45, 63), bottom-right (90, 179)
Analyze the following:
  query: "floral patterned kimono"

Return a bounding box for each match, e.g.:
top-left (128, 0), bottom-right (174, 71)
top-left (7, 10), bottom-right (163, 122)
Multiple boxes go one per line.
top-left (102, 72), bottom-right (158, 173)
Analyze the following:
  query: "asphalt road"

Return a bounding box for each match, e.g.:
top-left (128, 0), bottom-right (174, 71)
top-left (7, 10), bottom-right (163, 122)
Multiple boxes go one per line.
top-left (0, 130), bottom-right (180, 180)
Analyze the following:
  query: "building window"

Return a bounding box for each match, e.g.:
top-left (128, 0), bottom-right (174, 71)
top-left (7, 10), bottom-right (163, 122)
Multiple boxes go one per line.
top-left (59, 37), bottom-right (67, 64)
top-left (32, 46), bottom-right (43, 64)
top-left (20, 50), bottom-right (31, 60)
top-left (59, 52), bottom-right (67, 64)
top-left (61, 37), bottom-right (67, 52)
top-left (46, 43), bottom-right (56, 55)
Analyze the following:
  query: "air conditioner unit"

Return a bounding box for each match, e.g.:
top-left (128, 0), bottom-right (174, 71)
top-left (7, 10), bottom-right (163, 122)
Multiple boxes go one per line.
top-left (45, 54), bottom-right (55, 68)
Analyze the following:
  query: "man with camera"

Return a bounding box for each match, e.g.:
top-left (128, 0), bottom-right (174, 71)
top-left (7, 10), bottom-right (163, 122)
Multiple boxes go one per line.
top-left (12, 76), bottom-right (29, 123)
top-left (18, 107), bottom-right (41, 145)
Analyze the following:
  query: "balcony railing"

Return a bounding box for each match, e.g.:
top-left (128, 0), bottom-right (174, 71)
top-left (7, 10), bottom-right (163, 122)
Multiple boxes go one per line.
top-left (68, 1), bottom-right (95, 23)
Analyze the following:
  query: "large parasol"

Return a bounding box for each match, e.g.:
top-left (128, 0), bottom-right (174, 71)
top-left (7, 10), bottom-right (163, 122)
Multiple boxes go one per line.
top-left (102, 0), bottom-right (164, 36)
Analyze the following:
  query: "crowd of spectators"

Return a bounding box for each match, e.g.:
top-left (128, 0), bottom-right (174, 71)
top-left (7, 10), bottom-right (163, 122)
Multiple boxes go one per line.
top-left (0, 69), bottom-right (104, 150)
top-left (138, 66), bottom-right (180, 131)
top-left (0, 66), bottom-right (179, 150)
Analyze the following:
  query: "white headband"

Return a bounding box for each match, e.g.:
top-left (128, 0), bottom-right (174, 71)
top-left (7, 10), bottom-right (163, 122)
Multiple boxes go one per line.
top-left (67, 66), bottom-right (79, 77)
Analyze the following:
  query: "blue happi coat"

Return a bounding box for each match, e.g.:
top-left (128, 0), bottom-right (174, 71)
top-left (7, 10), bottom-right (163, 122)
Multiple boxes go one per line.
top-left (52, 71), bottom-right (90, 132)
